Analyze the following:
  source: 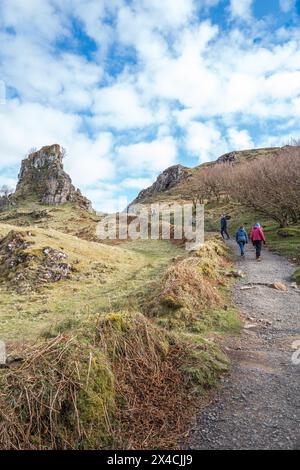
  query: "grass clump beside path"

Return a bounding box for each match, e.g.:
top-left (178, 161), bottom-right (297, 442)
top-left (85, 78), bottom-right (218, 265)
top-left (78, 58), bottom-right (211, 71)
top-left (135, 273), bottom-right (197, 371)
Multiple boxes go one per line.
top-left (291, 268), bottom-right (300, 285)
top-left (0, 311), bottom-right (228, 450)
top-left (147, 236), bottom-right (240, 336)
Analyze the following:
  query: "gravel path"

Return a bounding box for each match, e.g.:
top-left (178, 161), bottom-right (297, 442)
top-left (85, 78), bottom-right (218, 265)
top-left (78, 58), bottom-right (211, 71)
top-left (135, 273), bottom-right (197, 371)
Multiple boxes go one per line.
top-left (188, 241), bottom-right (300, 450)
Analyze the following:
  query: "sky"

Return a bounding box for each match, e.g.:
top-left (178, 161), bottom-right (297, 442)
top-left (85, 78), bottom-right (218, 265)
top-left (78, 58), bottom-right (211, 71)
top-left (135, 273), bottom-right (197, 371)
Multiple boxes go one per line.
top-left (0, 0), bottom-right (300, 212)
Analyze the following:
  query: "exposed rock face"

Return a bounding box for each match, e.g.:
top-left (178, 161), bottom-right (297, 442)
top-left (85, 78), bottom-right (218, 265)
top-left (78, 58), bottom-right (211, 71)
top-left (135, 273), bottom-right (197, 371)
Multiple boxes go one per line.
top-left (217, 151), bottom-right (238, 164)
top-left (131, 164), bottom-right (189, 204)
top-left (14, 145), bottom-right (92, 211)
top-left (0, 230), bottom-right (73, 293)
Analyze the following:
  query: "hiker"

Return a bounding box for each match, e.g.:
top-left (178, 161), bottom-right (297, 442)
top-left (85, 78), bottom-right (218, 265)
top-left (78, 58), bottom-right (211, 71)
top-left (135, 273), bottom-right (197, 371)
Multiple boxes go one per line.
top-left (220, 214), bottom-right (230, 240)
top-left (250, 223), bottom-right (266, 261)
top-left (236, 225), bottom-right (249, 257)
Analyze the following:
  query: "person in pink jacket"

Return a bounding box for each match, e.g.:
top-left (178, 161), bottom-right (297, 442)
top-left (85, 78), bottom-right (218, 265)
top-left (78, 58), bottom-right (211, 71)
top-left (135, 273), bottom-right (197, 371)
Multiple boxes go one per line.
top-left (250, 223), bottom-right (266, 261)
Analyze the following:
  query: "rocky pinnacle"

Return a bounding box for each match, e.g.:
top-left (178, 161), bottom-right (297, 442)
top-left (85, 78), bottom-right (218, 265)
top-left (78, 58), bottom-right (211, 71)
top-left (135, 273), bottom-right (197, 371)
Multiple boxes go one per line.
top-left (13, 144), bottom-right (92, 211)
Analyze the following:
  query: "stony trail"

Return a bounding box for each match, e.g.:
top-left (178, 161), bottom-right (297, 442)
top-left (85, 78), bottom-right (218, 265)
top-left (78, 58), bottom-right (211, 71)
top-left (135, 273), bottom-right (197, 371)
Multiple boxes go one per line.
top-left (188, 241), bottom-right (300, 450)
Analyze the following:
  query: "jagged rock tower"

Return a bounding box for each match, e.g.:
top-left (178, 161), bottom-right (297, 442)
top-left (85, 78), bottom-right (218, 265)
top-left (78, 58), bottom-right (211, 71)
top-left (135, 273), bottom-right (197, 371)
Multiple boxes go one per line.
top-left (13, 144), bottom-right (92, 211)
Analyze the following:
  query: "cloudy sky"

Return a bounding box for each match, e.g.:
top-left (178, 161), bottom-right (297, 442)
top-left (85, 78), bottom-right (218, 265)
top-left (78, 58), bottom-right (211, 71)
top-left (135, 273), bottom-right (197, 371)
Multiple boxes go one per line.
top-left (0, 0), bottom-right (300, 212)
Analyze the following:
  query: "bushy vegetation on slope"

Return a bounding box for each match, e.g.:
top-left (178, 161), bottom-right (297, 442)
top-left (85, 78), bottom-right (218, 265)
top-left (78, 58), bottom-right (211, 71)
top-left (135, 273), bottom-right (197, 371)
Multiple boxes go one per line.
top-left (0, 234), bottom-right (238, 449)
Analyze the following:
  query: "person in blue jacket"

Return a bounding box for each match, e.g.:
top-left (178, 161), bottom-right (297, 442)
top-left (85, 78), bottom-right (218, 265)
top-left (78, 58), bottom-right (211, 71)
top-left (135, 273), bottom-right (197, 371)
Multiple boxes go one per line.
top-left (236, 225), bottom-right (249, 257)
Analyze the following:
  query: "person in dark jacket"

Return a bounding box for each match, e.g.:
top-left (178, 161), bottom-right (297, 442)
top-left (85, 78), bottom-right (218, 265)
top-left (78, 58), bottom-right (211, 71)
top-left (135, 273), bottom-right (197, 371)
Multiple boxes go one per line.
top-left (220, 214), bottom-right (230, 240)
top-left (250, 223), bottom-right (266, 261)
top-left (236, 225), bottom-right (249, 257)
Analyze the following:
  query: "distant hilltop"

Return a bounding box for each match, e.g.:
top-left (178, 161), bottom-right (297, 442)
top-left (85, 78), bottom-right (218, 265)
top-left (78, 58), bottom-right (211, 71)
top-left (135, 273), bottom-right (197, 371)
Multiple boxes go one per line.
top-left (130, 146), bottom-right (295, 205)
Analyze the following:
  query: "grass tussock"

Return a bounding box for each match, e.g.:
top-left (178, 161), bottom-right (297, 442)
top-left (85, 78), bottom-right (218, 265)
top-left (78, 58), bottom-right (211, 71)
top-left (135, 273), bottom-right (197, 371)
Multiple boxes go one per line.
top-left (0, 311), bottom-right (229, 450)
top-left (158, 257), bottom-right (220, 312)
top-left (147, 238), bottom-right (237, 333)
top-left (0, 217), bottom-right (238, 450)
top-left (0, 335), bottom-right (115, 450)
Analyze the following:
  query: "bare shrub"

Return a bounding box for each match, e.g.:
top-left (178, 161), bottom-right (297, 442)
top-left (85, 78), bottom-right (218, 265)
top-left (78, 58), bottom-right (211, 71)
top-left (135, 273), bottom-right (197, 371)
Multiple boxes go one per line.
top-left (286, 137), bottom-right (300, 147)
top-left (0, 185), bottom-right (13, 198)
top-left (27, 147), bottom-right (37, 155)
top-left (226, 149), bottom-right (300, 227)
top-left (190, 163), bottom-right (232, 206)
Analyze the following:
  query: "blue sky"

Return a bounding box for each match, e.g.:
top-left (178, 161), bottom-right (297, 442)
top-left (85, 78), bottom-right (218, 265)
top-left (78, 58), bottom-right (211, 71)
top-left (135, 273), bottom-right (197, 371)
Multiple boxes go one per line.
top-left (0, 0), bottom-right (300, 212)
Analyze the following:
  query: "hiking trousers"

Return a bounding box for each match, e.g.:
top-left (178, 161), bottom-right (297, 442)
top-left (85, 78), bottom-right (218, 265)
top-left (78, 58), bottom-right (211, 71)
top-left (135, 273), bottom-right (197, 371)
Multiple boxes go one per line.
top-left (221, 228), bottom-right (230, 240)
top-left (238, 240), bottom-right (246, 256)
top-left (253, 240), bottom-right (262, 258)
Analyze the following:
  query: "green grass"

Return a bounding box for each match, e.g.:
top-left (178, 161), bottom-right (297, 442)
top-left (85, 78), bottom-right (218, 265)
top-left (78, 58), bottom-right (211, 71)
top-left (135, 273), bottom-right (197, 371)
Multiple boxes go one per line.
top-left (0, 201), bottom-right (101, 240)
top-left (0, 219), bottom-right (240, 449)
top-left (190, 306), bottom-right (241, 335)
top-left (204, 201), bottom-right (300, 263)
top-left (291, 268), bottom-right (300, 285)
top-left (0, 224), bottom-right (182, 343)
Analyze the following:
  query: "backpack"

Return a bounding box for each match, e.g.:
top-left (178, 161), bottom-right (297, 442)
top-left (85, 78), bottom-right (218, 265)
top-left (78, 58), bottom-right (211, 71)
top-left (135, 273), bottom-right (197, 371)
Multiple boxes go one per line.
top-left (237, 228), bottom-right (247, 242)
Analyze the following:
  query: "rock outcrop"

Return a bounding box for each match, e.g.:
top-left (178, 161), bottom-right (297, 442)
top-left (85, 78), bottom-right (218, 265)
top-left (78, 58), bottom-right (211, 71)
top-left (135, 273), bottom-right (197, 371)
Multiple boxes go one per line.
top-left (217, 151), bottom-right (238, 164)
top-left (131, 164), bottom-right (189, 204)
top-left (0, 230), bottom-right (73, 293)
top-left (13, 145), bottom-right (92, 211)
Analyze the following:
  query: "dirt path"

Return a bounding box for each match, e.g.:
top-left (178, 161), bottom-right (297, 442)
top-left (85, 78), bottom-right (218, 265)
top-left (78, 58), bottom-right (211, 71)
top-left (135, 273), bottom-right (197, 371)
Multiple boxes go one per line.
top-left (188, 241), bottom-right (300, 450)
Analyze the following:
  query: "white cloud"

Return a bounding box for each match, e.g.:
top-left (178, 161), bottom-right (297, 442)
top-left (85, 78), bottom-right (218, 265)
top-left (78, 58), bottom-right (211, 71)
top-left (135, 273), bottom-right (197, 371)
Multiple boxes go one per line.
top-left (0, 176), bottom-right (17, 191)
top-left (229, 0), bottom-right (253, 20)
top-left (138, 0), bottom-right (195, 29)
top-left (0, 101), bottom-right (79, 166)
top-left (185, 121), bottom-right (254, 162)
top-left (117, 0), bottom-right (194, 43)
top-left (0, 101), bottom-right (115, 187)
top-left (279, 0), bottom-right (295, 13)
top-left (0, 32), bottom-right (103, 111)
top-left (1, 0), bottom-right (300, 212)
top-left (65, 133), bottom-right (115, 187)
top-left (84, 190), bottom-right (122, 214)
top-left (185, 121), bottom-right (229, 161)
top-left (227, 128), bottom-right (253, 150)
top-left (121, 178), bottom-right (154, 190)
top-left (0, 0), bottom-right (67, 42)
top-left (92, 82), bottom-right (154, 130)
top-left (116, 137), bottom-right (177, 174)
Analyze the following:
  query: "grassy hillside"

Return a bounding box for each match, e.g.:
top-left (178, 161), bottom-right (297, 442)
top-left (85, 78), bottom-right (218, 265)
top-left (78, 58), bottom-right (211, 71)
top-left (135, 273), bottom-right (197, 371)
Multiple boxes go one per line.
top-left (2, 144), bottom-right (297, 449)
top-left (0, 199), bottom-right (101, 241)
top-left (0, 223), bottom-right (182, 342)
top-left (134, 147), bottom-right (282, 205)
top-left (0, 212), bottom-right (241, 449)
top-left (132, 146), bottom-right (300, 265)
